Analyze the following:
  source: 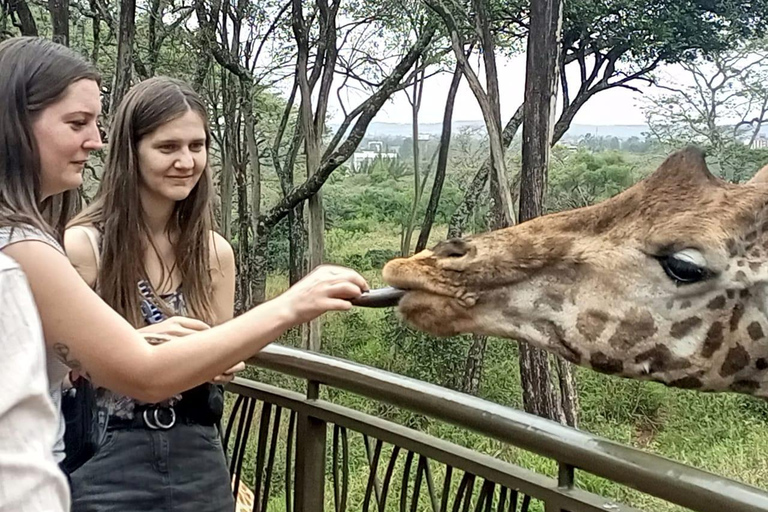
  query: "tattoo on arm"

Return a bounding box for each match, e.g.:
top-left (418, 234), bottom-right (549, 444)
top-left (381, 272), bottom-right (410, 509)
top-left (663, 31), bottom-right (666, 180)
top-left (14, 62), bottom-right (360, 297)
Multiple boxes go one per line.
top-left (53, 342), bottom-right (91, 380)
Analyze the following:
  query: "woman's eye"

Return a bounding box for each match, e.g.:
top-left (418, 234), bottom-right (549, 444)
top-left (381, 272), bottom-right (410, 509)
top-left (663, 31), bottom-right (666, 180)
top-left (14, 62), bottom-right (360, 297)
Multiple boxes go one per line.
top-left (69, 120), bottom-right (87, 130)
top-left (190, 143), bottom-right (204, 152)
top-left (658, 250), bottom-right (710, 285)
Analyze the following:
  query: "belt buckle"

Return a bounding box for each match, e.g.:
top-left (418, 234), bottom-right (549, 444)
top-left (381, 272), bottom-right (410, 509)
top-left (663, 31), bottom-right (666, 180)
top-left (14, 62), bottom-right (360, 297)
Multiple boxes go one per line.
top-left (142, 407), bottom-right (176, 430)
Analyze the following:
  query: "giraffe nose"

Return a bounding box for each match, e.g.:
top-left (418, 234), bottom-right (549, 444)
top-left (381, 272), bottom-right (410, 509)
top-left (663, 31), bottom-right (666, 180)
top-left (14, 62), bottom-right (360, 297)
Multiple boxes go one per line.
top-left (433, 238), bottom-right (470, 258)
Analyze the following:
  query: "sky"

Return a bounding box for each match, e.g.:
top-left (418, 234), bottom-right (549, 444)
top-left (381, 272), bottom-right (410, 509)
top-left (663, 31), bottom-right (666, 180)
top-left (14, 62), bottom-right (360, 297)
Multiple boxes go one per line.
top-left (325, 53), bottom-right (666, 127)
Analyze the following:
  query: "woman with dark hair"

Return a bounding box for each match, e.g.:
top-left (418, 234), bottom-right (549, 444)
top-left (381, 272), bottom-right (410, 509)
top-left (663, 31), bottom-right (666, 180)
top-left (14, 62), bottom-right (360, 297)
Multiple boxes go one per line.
top-left (65, 76), bottom-right (239, 510)
top-left (0, 36), bottom-right (368, 503)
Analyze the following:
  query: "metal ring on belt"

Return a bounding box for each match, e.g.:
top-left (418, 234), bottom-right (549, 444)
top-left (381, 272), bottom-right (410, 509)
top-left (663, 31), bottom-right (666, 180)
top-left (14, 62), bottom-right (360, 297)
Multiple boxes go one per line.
top-left (141, 407), bottom-right (177, 430)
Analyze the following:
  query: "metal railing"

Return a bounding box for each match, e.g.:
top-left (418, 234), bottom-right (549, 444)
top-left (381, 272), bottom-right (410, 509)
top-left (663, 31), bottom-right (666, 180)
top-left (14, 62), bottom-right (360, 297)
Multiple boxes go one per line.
top-left (222, 344), bottom-right (768, 512)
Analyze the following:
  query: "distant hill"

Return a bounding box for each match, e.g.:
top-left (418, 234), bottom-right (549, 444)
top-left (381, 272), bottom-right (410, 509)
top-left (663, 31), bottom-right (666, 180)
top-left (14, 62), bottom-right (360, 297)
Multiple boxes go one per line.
top-left (338, 121), bottom-right (652, 140)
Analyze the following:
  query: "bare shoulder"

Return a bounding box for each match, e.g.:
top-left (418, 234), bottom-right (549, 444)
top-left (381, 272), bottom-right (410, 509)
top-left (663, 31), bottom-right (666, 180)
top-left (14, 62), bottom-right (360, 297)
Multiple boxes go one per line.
top-left (63, 225), bottom-right (99, 287)
top-left (209, 231), bottom-right (235, 275)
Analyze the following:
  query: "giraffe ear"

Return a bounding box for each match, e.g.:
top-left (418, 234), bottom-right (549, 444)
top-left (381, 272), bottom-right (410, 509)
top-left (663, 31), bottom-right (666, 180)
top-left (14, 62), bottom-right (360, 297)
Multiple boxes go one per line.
top-left (747, 164), bottom-right (768, 185)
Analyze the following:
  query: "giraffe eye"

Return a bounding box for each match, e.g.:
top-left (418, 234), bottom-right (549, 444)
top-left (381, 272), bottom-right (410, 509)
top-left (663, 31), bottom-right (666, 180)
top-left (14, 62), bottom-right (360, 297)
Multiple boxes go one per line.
top-left (659, 249), bottom-right (709, 284)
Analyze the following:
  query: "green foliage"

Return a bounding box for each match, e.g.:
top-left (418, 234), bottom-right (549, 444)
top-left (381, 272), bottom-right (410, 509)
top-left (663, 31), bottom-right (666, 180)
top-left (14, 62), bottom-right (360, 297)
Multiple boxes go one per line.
top-left (547, 149), bottom-right (639, 212)
top-left (384, 309), bottom-right (473, 391)
top-left (324, 167), bottom-right (464, 240)
top-left (560, 0), bottom-right (768, 64)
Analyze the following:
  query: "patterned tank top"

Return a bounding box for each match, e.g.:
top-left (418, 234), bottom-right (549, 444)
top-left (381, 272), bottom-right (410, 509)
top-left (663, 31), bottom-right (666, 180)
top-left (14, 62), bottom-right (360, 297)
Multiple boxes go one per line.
top-left (98, 282), bottom-right (189, 419)
top-left (75, 224), bottom-right (192, 420)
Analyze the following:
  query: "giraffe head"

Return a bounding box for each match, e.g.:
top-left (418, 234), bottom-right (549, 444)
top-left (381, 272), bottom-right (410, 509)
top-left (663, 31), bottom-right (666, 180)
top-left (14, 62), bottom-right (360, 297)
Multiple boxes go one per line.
top-left (382, 147), bottom-right (768, 397)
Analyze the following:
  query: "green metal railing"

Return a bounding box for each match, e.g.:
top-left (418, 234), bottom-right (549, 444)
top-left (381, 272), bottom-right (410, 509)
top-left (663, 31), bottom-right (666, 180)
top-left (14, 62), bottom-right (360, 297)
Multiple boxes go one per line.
top-left (223, 344), bottom-right (768, 512)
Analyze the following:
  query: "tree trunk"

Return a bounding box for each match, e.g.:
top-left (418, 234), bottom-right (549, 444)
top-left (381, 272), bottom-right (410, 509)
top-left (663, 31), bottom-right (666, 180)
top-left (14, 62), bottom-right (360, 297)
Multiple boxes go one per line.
top-left (462, 335), bottom-right (487, 395)
top-left (111, 0), bottom-right (136, 115)
top-left (235, 164), bottom-right (251, 312)
top-left (292, 0), bottom-right (339, 352)
top-left (7, 0), bottom-right (37, 36)
top-left (556, 357), bottom-right (579, 427)
top-left (89, 0), bottom-right (101, 63)
top-left (219, 71), bottom-right (235, 240)
top-left (402, 66), bottom-right (425, 256)
top-left (245, 97), bottom-right (264, 305)
top-left (48, 0), bottom-right (69, 45)
top-left (416, 61), bottom-right (462, 253)
top-left (519, 0), bottom-right (573, 426)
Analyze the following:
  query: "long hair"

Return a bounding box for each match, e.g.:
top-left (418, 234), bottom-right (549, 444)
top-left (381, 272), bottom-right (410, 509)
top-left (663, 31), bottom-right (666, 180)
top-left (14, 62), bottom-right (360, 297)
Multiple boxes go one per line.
top-left (0, 37), bottom-right (100, 239)
top-left (71, 77), bottom-right (216, 327)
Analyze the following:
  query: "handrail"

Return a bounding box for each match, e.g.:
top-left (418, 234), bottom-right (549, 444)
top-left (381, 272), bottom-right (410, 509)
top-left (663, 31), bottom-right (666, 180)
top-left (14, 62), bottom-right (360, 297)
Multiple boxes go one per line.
top-left (250, 344), bottom-right (768, 512)
top-left (228, 378), bottom-right (644, 512)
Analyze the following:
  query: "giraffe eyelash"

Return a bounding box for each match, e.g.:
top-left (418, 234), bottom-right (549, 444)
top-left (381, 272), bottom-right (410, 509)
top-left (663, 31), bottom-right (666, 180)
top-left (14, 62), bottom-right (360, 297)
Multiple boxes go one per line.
top-left (656, 251), bottom-right (712, 285)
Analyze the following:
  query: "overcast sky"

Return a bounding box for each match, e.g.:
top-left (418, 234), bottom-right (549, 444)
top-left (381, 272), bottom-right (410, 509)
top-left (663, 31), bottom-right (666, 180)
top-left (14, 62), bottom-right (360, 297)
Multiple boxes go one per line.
top-left (326, 53), bottom-right (667, 126)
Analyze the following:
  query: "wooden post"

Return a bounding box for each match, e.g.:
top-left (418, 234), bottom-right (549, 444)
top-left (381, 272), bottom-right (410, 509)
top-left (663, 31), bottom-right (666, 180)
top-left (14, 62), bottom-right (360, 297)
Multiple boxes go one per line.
top-left (294, 382), bottom-right (326, 512)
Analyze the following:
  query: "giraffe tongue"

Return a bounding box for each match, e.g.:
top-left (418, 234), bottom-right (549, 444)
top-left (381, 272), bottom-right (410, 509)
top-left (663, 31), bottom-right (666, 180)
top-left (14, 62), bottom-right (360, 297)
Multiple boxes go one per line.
top-left (350, 286), bottom-right (405, 308)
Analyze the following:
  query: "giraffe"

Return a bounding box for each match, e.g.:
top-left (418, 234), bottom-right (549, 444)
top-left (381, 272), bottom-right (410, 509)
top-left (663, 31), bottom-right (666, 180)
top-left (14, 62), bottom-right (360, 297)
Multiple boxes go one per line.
top-left (380, 147), bottom-right (768, 397)
top-left (233, 478), bottom-right (255, 512)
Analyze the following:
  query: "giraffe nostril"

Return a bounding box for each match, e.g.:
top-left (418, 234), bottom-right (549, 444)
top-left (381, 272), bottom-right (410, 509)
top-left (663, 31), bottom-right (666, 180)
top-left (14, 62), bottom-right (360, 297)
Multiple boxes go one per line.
top-left (433, 238), bottom-right (469, 258)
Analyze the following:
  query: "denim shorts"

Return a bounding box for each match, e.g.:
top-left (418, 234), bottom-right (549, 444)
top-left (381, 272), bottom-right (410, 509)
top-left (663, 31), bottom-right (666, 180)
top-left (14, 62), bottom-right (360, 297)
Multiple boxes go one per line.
top-left (69, 423), bottom-right (235, 512)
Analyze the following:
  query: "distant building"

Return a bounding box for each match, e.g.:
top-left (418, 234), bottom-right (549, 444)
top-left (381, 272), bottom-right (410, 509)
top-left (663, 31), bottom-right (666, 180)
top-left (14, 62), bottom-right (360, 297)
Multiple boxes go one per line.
top-left (351, 140), bottom-right (399, 171)
top-left (754, 136), bottom-right (768, 149)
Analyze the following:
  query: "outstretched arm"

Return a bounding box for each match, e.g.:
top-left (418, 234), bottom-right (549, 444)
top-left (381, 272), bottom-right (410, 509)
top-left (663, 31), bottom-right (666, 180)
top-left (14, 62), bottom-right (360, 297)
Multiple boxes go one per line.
top-left (4, 240), bottom-right (367, 403)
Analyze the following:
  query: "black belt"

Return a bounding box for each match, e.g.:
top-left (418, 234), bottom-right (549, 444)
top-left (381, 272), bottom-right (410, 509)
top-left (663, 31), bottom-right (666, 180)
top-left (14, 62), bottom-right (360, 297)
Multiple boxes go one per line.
top-left (107, 405), bottom-right (212, 431)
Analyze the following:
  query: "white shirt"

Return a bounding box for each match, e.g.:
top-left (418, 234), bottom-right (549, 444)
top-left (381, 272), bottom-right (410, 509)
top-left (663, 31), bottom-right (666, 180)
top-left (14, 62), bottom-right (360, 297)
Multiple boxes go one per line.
top-left (0, 252), bottom-right (69, 512)
top-left (0, 226), bottom-right (69, 462)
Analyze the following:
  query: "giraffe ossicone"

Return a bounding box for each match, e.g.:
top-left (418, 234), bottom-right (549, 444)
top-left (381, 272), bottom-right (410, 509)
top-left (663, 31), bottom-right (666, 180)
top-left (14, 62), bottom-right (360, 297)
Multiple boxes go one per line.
top-left (382, 147), bottom-right (768, 397)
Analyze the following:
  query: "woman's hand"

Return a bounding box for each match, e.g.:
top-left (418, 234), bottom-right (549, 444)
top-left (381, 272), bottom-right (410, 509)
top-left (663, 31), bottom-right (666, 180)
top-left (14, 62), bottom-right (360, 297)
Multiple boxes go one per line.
top-left (211, 361), bottom-right (246, 384)
top-left (274, 264), bottom-right (369, 326)
top-left (138, 316), bottom-right (210, 338)
top-left (138, 316), bottom-right (243, 382)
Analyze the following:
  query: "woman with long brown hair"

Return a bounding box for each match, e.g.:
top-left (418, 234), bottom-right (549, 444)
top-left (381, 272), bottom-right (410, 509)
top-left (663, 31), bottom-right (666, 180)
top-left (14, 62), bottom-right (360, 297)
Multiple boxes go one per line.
top-left (65, 76), bottom-right (242, 510)
top-left (0, 36), bottom-right (367, 508)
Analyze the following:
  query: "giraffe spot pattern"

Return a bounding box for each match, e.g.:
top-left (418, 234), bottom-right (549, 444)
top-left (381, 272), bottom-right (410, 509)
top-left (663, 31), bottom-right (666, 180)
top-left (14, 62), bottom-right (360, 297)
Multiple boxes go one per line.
top-left (756, 358), bottom-right (768, 370)
top-left (720, 345), bottom-right (750, 377)
top-left (590, 352), bottom-right (623, 374)
top-left (532, 321), bottom-right (580, 363)
top-left (730, 380), bottom-right (760, 393)
top-left (534, 293), bottom-right (565, 312)
top-left (747, 322), bottom-right (765, 341)
top-left (576, 309), bottom-right (610, 340)
top-left (702, 322), bottom-right (724, 358)
top-left (707, 295), bottom-right (726, 310)
top-left (729, 303), bottom-right (745, 332)
top-left (670, 317), bottom-right (701, 339)
top-left (634, 344), bottom-right (691, 373)
top-left (670, 376), bottom-right (703, 389)
top-left (608, 309), bottom-right (657, 350)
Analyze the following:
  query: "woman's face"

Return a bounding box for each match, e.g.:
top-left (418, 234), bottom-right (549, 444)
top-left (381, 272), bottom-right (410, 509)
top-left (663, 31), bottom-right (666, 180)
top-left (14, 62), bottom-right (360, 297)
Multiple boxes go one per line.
top-left (136, 109), bottom-right (208, 204)
top-left (32, 79), bottom-right (103, 199)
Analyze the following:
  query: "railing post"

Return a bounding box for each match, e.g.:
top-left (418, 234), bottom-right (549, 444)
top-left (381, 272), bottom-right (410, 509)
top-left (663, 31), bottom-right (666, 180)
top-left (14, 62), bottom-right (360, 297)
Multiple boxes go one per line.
top-left (294, 380), bottom-right (327, 512)
top-left (545, 462), bottom-right (576, 512)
